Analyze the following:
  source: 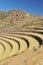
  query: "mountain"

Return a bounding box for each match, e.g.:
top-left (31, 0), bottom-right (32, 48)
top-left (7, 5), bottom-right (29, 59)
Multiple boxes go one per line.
top-left (0, 10), bottom-right (43, 30)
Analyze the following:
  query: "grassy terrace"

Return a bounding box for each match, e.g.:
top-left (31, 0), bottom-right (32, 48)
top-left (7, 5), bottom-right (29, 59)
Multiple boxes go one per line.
top-left (0, 29), bottom-right (43, 61)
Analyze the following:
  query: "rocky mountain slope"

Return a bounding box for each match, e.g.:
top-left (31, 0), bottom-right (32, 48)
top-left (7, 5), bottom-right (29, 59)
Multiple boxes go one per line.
top-left (0, 10), bottom-right (43, 30)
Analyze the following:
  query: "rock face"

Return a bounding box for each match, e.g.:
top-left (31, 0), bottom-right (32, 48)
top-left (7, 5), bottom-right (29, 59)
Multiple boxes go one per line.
top-left (0, 10), bottom-right (43, 30)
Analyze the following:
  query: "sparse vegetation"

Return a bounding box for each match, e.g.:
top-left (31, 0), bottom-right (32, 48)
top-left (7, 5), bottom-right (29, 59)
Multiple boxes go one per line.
top-left (0, 10), bottom-right (43, 65)
top-left (0, 10), bottom-right (43, 30)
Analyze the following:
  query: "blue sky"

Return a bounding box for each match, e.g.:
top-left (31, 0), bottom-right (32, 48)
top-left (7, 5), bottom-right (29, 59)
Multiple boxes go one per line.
top-left (0, 0), bottom-right (43, 16)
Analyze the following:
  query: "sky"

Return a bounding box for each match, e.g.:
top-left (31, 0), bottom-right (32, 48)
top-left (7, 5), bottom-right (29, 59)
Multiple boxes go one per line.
top-left (0, 0), bottom-right (43, 16)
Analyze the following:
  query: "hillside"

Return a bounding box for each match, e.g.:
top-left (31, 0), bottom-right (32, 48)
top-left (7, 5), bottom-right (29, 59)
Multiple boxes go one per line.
top-left (0, 10), bottom-right (43, 65)
top-left (0, 10), bottom-right (43, 31)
